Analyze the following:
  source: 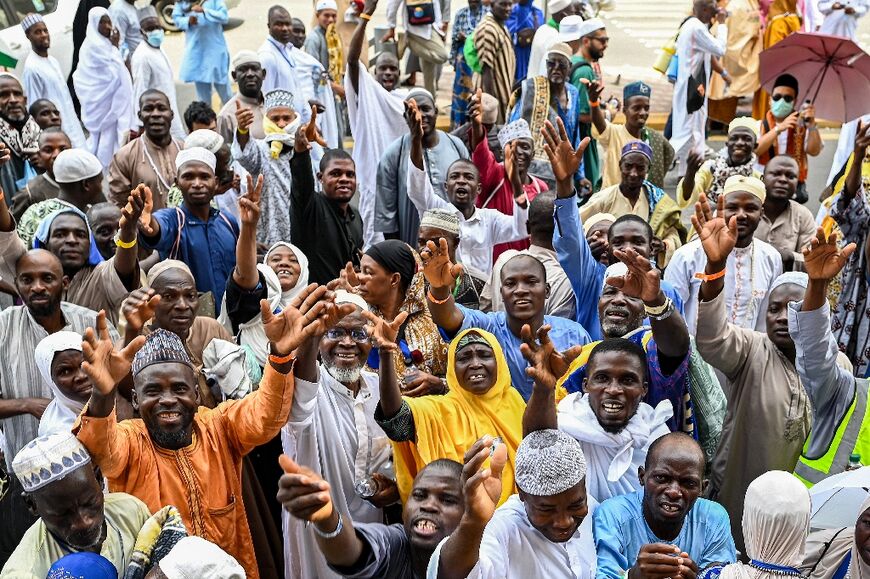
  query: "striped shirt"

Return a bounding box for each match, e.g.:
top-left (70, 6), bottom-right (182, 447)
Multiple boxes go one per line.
top-left (0, 302), bottom-right (119, 469)
top-left (473, 14), bottom-right (516, 124)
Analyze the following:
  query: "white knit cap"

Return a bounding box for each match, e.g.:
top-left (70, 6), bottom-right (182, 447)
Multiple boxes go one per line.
top-left (547, 42), bottom-right (573, 62)
top-left (175, 147), bottom-right (216, 172)
top-left (558, 15), bottom-right (585, 42)
top-left (316, 0), bottom-right (338, 11)
top-left (53, 149), bottom-right (103, 184)
top-left (602, 261), bottom-right (628, 290)
top-left (420, 208), bottom-right (461, 236)
top-left (770, 271), bottom-right (809, 293)
top-left (12, 432), bottom-right (92, 493)
top-left (515, 429), bottom-right (587, 496)
top-left (335, 289), bottom-right (369, 311)
top-left (548, 0), bottom-right (572, 14)
top-left (159, 536), bottom-right (245, 579)
top-left (231, 50), bottom-right (261, 69)
top-left (498, 119), bottom-right (533, 150)
top-left (577, 17), bottom-right (605, 38)
top-left (184, 129), bottom-right (224, 154)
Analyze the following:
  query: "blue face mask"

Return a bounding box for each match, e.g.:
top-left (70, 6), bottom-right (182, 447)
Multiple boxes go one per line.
top-left (146, 29), bottom-right (164, 48)
top-left (770, 97), bottom-right (794, 119)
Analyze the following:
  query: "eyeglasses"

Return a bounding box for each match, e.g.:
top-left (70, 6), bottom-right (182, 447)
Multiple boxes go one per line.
top-left (591, 36), bottom-right (609, 43)
top-left (325, 328), bottom-right (370, 343)
top-left (771, 94), bottom-right (794, 103)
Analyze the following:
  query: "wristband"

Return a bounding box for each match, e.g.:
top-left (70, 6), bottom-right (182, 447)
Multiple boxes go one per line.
top-left (359, 12), bottom-right (372, 20)
top-left (115, 236), bottom-right (137, 249)
top-left (427, 289), bottom-right (452, 305)
top-left (237, 127), bottom-right (249, 135)
top-left (694, 268), bottom-right (726, 282)
top-left (589, 100), bottom-right (600, 108)
top-left (644, 296), bottom-right (674, 321)
top-left (269, 352), bottom-right (295, 365)
top-left (309, 512), bottom-right (343, 538)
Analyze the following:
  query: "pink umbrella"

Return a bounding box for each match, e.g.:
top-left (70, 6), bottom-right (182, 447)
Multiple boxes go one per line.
top-left (759, 32), bottom-right (870, 122)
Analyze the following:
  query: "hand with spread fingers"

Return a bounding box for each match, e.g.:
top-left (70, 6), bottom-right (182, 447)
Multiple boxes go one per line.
top-left (82, 310), bottom-right (146, 396)
top-left (691, 193), bottom-right (738, 267)
top-left (122, 288), bottom-right (161, 334)
top-left (541, 118), bottom-right (590, 198)
top-left (803, 227), bottom-right (856, 282)
top-left (262, 284), bottom-right (330, 357)
top-left (519, 324), bottom-right (583, 389)
top-left (461, 436), bottom-right (508, 525)
top-left (607, 247), bottom-right (663, 304)
top-left (363, 310), bottom-right (409, 353)
top-left (420, 238), bottom-right (464, 291)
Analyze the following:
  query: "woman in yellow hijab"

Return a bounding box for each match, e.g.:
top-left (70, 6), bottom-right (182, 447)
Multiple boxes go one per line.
top-left (366, 311), bottom-right (525, 507)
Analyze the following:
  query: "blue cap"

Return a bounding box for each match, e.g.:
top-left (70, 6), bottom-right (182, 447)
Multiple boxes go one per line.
top-left (623, 81), bottom-right (652, 101)
top-left (620, 140), bottom-right (653, 161)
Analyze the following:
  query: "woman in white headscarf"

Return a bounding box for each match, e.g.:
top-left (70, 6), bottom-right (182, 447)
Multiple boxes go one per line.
top-left (73, 7), bottom-right (137, 169)
top-left (701, 471), bottom-right (811, 579)
top-left (802, 494), bottom-right (870, 579)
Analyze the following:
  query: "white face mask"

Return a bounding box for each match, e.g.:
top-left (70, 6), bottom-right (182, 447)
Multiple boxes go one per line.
top-left (263, 115), bottom-right (302, 145)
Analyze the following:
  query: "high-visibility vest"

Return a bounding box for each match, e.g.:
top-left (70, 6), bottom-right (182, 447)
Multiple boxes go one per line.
top-left (794, 379), bottom-right (870, 487)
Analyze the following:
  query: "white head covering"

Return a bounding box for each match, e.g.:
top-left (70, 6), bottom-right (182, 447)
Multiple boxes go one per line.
top-left (577, 17), bottom-right (606, 38)
top-left (850, 495), bottom-right (870, 579)
top-left (515, 429), bottom-right (587, 496)
top-left (335, 289), bottom-right (369, 311)
top-left (770, 272), bottom-right (809, 293)
top-left (547, 42), bottom-right (573, 61)
top-left (548, 0), bottom-right (572, 13)
top-left (53, 149), bottom-right (103, 184)
top-left (35, 332), bottom-right (87, 438)
top-left (232, 50), bottom-right (261, 69)
top-left (21, 13), bottom-right (43, 32)
top-left (159, 536), bottom-right (245, 579)
top-left (558, 15), bottom-right (585, 42)
top-left (316, 0), bottom-right (338, 11)
top-left (147, 259), bottom-right (194, 288)
top-left (12, 432), bottom-right (92, 493)
top-left (717, 471), bottom-right (811, 579)
top-left (184, 130), bottom-right (224, 154)
top-left (175, 147), bottom-right (216, 172)
top-left (420, 208), bottom-right (461, 236)
top-left (602, 261), bottom-right (628, 290)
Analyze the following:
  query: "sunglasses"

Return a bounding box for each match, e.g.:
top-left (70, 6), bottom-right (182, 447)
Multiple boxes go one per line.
top-left (771, 94), bottom-right (795, 103)
top-left (546, 60), bottom-right (569, 70)
top-left (325, 328), bottom-right (370, 343)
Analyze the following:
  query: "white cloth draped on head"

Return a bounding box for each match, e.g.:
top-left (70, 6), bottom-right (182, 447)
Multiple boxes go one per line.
top-left (218, 242), bottom-right (310, 367)
top-left (718, 471), bottom-right (811, 579)
top-left (850, 495), bottom-right (870, 579)
top-left (35, 331), bottom-right (86, 437)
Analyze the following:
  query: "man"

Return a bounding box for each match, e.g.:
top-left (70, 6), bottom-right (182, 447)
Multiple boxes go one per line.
top-left (473, 0), bottom-right (516, 124)
top-left (29, 99), bottom-right (61, 131)
top-left (418, 208), bottom-right (488, 310)
top-left (0, 73), bottom-right (41, 196)
top-left (451, 93), bottom-right (502, 162)
top-left (108, 0), bottom-right (142, 59)
top-left (217, 51), bottom-right (267, 143)
top-left (1, 433), bottom-right (151, 576)
top-left (507, 0), bottom-right (545, 82)
top-left (290, 120), bottom-right (364, 285)
top-left (87, 202), bottom-right (123, 260)
top-left (678, 116), bottom-right (762, 209)
top-left (755, 155), bottom-right (817, 271)
top-left (693, 192), bottom-right (814, 554)
top-left (131, 6), bottom-right (186, 141)
top-left (706, 0), bottom-right (760, 112)
top-left (282, 290), bottom-right (396, 579)
top-left (375, 89), bottom-right (469, 246)
top-left (431, 431), bottom-right (597, 578)
top-left (593, 433), bottom-right (736, 579)
top-left (528, 0), bottom-right (576, 78)
top-left (10, 128), bottom-right (70, 222)
top-left (304, 0), bottom-right (346, 152)
top-left (420, 238), bottom-right (591, 400)
top-left (670, 0), bottom-right (727, 174)
top-left (591, 81), bottom-right (674, 190)
top-left (290, 17), bottom-right (307, 48)
top-left (259, 5), bottom-right (339, 149)
top-left (790, 229), bottom-right (869, 484)
top-left (819, 0), bottom-right (868, 39)
top-left (139, 147), bottom-right (240, 310)
top-left (172, 0), bottom-right (232, 106)
top-left (406, 102), bottom-right (529, 275)
top-left (383, 0), bottom-right (449, 96)
top-left (108, 90), bottom-right (184, 210)
top-left (581, 141), bottom-right (684, 266)
top-left (483, 193), bottom-right (576, 319)
top-left (755, 74), bottom-right (823, 203)
top-left (665, 176), bottom-right (782, 335)
top-left (74, 284), bottom-right (329, 579)
top-left (569, 18), bottom-right (608, 190)
top-left (183, 101), bottom-right (217, 132)
top-left (20, 14), bottom-right (86, 148)
top-left (279, 456), bottom-right (465, 578)
top-left (17, 147), bottom-right (107, 248)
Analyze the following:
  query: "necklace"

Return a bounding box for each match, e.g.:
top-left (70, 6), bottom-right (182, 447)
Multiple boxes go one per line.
top-left (748, 560), bottom-right (803, 577)
top-left (142, 136), bottom-right (179, 195)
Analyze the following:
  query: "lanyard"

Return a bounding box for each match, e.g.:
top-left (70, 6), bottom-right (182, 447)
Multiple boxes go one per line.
top-left (141, 138), bottom-right (179, 194)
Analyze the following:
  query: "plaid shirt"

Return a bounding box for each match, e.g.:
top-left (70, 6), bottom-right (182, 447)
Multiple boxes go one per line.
top-left (450, 4), bottom-right (490, 59)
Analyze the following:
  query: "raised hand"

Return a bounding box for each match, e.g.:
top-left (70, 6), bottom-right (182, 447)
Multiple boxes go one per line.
top-left (314, 298), bottom-right (360, 337)
top-left (519, 324), bottom-right (583, 389)
top-left (122, 288), bottom-right (161, 333)
top-left (420, 238), bottom-right (463, 290)
top-left (460, 436), bottom-right (508, 526)
top-left (405, 99), bottom-right (424, 142)
top-left (685, 150), bottom-right (704, 178)
top-left (541, 118), bottom-right (590, 190)
top-left (581, 78), bottom-right (604, 103)
top-left (588, 229), bottom-right (610, 264)
top-left (607, 247), bottom-right (662, 304)
top-left (803, 227), bottom-right (856, 282)
top-left (239, 174), bottom-right (264, 227)
top-left (855, 120), bottom-right (870, 153)
top-left (363, 310), bottom-right (409, 353)
top-left (81, 310), bottom-right (146, 396)
top-left (779, 112), bottom-right (799, 133)
top-left (262, 284), bottom-right (330, 356)
top-left (305, 103), bottom-right (328, 147)
top-left (137, 186), bottom-right (155, 236)
top-left (691, 193), bottom-right (737, 267)
top-left (277, 454), bottom-right (335, 524)
top-left (235, 99), bottom-right (255, 132)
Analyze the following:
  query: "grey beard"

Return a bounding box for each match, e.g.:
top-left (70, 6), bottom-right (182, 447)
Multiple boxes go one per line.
top-left (324, 363), bottom-right (363, 385)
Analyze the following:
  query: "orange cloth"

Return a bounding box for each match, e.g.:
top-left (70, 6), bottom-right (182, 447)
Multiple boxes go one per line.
top-left (752, 6), bottom-right (801, 119)
top-left (74, 364), bottom-right (296, 579)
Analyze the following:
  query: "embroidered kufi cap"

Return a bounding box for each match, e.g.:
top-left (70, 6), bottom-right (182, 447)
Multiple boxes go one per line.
top-left (723, 175), bottom-right (766, 202)
top-left (497, 119), bottom-right (533, 150)
top-left (12, 432), bottom-right (92, 493)
top-left (420, 208), bottom-right (461, 236)
top-left (264, 88), bottom-right (295, 112)
top-left (175, 146), bottom-right (216, 172)
top-left (132, 328), bottom-right (194, 376)
top-left (515, 429), bottom-right (587, 496)
top-left (620, 140), bottom-right (653, 162)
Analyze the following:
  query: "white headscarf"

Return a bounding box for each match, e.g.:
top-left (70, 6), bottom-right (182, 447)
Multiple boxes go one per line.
top-left (850, 496), bottom-right (870, 579)
top-left (218, 242), bottom-right (310, 366)
top-left (35, 331), bottom-right (86, 437)
top-left (718, 471), bottom-right (811, 579)
top-left (72, 7), bottom-right (135, 135)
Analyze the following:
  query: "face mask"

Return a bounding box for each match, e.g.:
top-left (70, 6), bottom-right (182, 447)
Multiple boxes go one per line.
top-left (770, 97), bottom-right (794, 118)
top-left (146, 29), bottom-right (164, 48)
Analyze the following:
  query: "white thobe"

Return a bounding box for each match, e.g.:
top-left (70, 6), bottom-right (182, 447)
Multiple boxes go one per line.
top-left (130, 42), bottom-right (187, 140)
top-left (827, 114), bottom-right (870, 186)
top-left (664, 238), bottom-right (783, 335)
top-left (819, 0), bottom-right (868, 38)
top-left (281, 366), bottom-right (392, 579)
top-left (407, 160), bottom-right (528, 275)
top-left (257, 37), bottom-right (339, 151)
top-left (21, 53), bottom-right (86, 148)
top-left (108, 0), bottom-right (142, 59)
top-left (529, 24), bottom-right (559, 78)
top-left (802, 0), bottom-right (826, 31)
top-left (670, 18), bottom-right (727, 171)
top-left (344, 64), bottom-right (406, 249)
top-left (426, 495), bottom-right (599, 579)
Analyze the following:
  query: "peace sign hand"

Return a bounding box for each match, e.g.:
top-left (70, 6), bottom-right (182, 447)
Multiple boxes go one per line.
top-left (363, 310), bottom-right (410, 353)
top-left (238, 174), bottom-right (264, 227)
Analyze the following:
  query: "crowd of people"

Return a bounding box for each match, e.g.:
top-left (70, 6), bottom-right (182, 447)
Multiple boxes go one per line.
top-left (0, 0), bottom-right (868, 577)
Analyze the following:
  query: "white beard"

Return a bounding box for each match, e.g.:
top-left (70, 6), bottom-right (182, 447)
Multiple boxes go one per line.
top-left (324, 362), bottom-right (362, 385)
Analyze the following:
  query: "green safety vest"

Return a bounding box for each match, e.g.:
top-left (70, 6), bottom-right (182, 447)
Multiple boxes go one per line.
top-left (794, 379), bottom-right (870, 487)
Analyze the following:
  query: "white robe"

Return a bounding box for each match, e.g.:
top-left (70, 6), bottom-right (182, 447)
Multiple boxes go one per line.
top-left (819, 0), bottom-right (868, 38)
top-left (529, 24), bottom-right (559, 78)
top-left (344, 64), bottom-right (406, 249)
top-left (21, 53), bottom-right (87, 148)
top-left (258, 37), bottom-right (339, 152)
top-left (827, 114), bottom-right (870, 186)
top-left (670, 18), bottom-right (727, 172)
top-left (130, 42), bottom-right (187, 140)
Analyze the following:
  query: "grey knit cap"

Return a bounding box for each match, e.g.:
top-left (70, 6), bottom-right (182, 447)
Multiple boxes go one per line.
top-left (515, 429), bottom-right (587, 496)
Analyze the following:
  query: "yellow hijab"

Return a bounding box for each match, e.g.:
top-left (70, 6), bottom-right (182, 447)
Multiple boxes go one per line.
top-left (392, 328), bottom-right (525, 506)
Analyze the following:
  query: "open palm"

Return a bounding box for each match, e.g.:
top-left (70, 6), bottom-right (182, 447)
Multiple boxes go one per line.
top-left (803, 228), bottom-right (856, 281)
top-left (461, 437), bottom-right (508, 524)
top-left (607, 248), bottom-right (661, 303)
top-left (520, 324), bottom-right (583, 389)
top-left (420, 238), bottom-right (463, 289)
top-left (541, 118), bottom-right (589, 183)
top-left (363, 310), bottom-right (409, 352)
top-left (81, 311), bottom-right (145, 395)
top-left (691, 194), bottom-right (737, 265)
top-left (262, 284), bottom-right (328, 355)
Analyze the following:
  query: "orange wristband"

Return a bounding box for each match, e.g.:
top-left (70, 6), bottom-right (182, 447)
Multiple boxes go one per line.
top-left (269, 352), bottom-right (295, 365)
top-left (427, 289), bottom-right (452, 305)
top-left (694, 269), bottom-right (726, 282)
top-left (359, 12), bottom-right (372, 20)
top-left (589, 100), bottom-right (600, 108)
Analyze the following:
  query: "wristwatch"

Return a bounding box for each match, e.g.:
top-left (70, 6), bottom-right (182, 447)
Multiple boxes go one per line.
top-left (644, 296), bottom-right (675, 321)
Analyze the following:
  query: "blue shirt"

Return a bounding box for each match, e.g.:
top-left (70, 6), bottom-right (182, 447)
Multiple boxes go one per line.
top-left (457, 306), bottom-right (592, 400)
top-left (143, 204), bottom-right (239, 311)
top-left (593, 490), bottom-right (736, 579)
top-left (173, 0), bottom-right (230, 84)
top-left (553, 197), bottom-right (684, 341)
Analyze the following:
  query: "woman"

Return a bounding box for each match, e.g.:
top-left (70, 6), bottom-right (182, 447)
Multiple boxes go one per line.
top-left (356, 240), bottom-right (448, 394)
top-left (73, 7), bottom-right (136, 169)
top-left (35, 331), bottom-right (132, 437)
top-left (700, 471), bottom-right (811, 579)
top-left (752, 0), bottom-right (801, 120)
top-left (802, 496), bottom-right (870, 579)
top-left (369, 323), bottom-right (524, 505)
